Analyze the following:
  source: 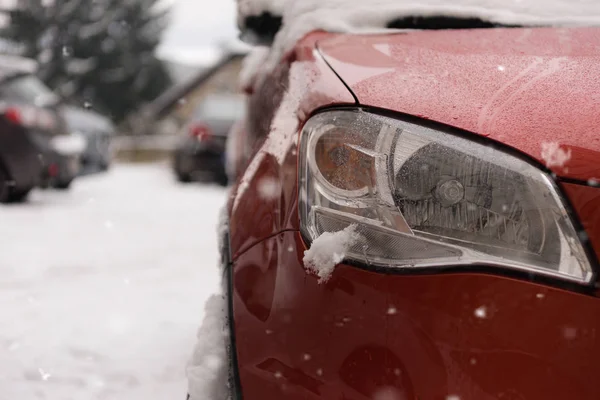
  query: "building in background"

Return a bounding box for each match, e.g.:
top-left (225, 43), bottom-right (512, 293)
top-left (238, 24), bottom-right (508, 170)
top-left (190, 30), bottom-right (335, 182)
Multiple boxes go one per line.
top-left (115, 40), bottom-right (250, 161)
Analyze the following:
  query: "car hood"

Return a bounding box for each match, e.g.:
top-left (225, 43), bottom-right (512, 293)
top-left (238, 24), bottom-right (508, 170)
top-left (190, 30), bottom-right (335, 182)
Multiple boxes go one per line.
top-left (318, 27), bottom-right (600, 181)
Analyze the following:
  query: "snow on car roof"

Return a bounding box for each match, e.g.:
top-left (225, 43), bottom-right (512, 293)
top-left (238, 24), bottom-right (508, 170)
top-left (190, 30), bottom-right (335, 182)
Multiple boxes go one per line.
top-left (239, 0), bottom-right (600, 28)
top-left (237, 0), bottom-right (600, 85)
top-left (0, 54), bottom-right (38, 81)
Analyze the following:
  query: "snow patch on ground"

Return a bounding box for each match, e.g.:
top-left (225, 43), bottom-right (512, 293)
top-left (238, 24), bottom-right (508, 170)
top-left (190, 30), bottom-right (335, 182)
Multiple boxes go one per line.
top-left (217, 202), bottom-right (230, 255)
top-left (541, 141), bottom-right (572, 168)
top-left (303, 224), bottom-right (360, 283)
top-left (186, 294), bottom-right (230, 400)
top-left (0, 164), bottom-right (224, 400)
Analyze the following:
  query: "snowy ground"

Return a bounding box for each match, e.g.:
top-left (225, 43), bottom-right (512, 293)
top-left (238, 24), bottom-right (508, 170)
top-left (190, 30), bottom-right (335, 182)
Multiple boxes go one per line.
top-left (0, 163), bottom-right (226, 400)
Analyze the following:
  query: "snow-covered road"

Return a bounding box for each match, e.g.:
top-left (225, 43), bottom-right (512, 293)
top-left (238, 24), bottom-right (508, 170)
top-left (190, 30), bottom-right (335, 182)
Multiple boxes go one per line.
top-left (0, 163), bottom-right (226, 399)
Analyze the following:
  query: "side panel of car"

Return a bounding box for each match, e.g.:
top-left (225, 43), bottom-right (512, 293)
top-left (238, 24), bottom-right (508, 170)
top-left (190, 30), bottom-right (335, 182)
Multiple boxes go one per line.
top-left (561, 182), bottom-right (600, 271)
top-left (229, 30), bottom-right (600, 400)
top-left (233, 229), bottom-right (600, 400)
top-left (228, 32), bottom-right (356, 258)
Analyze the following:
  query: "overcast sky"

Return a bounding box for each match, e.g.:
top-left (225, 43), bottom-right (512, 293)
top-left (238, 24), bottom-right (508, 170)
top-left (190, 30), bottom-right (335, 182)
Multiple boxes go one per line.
top-left (157, 0), bottom-right (239, 65)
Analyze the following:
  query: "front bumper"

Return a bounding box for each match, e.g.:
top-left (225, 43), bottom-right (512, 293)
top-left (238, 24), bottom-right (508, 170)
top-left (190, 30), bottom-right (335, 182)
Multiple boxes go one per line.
top-left (80, 131), bottom-right (112, 170)
top-left (39, 150), bottom-right (80, 186)
top-left (174, 148), bottom-right (227, 181)
top-left (228, 230), bottom-right (600, 400)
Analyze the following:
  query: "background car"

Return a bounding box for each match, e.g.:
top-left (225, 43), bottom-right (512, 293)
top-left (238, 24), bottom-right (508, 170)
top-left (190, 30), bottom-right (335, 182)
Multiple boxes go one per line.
top-left (62, 105), bottom-right (115, 174)
top-left (217, 18), bottom-right (600, 400)
top-left (173, 94), bottom-right (245, 185)
top-left (0, 55), bottom-right (85, 189)
top-left (0, 112), bottom-right (43, 203)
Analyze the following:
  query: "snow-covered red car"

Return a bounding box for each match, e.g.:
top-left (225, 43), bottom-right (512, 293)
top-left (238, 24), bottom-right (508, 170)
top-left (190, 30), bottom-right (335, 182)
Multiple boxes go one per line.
top-left (209, 4), bottom-right (600, 400)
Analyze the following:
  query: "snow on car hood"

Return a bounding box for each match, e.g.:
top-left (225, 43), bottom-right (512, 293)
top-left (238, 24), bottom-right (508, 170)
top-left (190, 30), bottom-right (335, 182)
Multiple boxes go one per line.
top-left (318, 27), bottom-right (600, 181)
top-left (237, 0), bottom-right (600, 75)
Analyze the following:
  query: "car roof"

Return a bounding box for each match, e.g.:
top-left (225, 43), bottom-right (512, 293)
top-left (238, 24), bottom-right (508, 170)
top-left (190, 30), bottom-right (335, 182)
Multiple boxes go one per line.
top-left (0, 55), bottom-right (38, 81)
top-left (62, 105), bottom-right (115, 133)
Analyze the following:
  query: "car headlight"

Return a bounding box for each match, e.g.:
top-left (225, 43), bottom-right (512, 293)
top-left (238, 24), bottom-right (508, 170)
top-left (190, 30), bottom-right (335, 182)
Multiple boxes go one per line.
top-left (299, 109), bottom-right (594, 284)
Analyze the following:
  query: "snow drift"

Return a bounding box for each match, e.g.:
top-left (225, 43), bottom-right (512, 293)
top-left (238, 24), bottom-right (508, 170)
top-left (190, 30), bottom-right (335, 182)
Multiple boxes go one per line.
top-left (187, 294), bottom-right (230, 400)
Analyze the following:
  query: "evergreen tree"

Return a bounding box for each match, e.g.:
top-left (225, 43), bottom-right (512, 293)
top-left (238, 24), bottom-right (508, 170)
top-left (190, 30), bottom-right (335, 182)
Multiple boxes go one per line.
top-left (1, 0), bottom-right (172, 122)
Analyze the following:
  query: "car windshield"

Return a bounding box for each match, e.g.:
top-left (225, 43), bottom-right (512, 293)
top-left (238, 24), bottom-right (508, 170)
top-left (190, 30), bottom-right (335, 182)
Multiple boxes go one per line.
top-left (0, 74), bottom-right (59, 106)
top-left (195, 96), bottom-right (245, 120)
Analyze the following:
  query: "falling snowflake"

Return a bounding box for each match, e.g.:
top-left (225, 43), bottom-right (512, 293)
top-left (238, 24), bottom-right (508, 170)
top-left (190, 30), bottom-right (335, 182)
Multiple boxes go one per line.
top-left (39, 368), bottom-right (51, 381)
top-left (474, 306), bottom-right (487, 319)
top-left (257, 177), bottom-right (281, 200)
top-left (563, 326), bottom-right (577, 340)
top-left (373, 386), bottom-right (406, 400)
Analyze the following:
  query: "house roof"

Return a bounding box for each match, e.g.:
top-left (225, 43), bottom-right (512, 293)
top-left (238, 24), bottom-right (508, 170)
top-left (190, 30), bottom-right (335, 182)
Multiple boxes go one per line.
top-left (148, 52), bottom-right (246, 120)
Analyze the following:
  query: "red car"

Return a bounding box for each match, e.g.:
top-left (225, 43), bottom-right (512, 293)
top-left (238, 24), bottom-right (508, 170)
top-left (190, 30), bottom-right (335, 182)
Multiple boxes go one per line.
top-left (222, 24), bottom-right (600, 400)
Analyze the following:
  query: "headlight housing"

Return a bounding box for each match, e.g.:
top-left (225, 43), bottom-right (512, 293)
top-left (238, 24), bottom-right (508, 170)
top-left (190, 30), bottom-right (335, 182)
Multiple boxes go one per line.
top-left (299, 109), bottom-right (594, 284)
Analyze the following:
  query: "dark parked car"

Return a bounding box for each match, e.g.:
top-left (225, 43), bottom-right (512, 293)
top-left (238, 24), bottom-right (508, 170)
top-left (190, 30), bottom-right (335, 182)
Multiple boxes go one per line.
top-left (62, 105), bottom-right (115, 174)
top-left (0, 56), bottom-right (84, 189)
top-left (0, 112), bottom-right (43, 203)
top-left (173, 94), bottom-right (245, 185)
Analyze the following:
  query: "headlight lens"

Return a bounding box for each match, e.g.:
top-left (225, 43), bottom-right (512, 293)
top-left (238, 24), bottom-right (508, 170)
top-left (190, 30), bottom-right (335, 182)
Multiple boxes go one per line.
top-left (299, 110), bottom-right (594, 283)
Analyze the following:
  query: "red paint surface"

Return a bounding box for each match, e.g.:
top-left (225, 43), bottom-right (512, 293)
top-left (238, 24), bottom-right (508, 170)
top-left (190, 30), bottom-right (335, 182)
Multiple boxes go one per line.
top-left (562, 183), bottom-right (600, 263)
top-left (229, 27), bottom-right (600, 400)
top-left (233, 231), bottom-right (600, 400)
top-left (228, 33), bottom-right (355, 258)
top-left (318, 27), bottom-right (600, 181)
